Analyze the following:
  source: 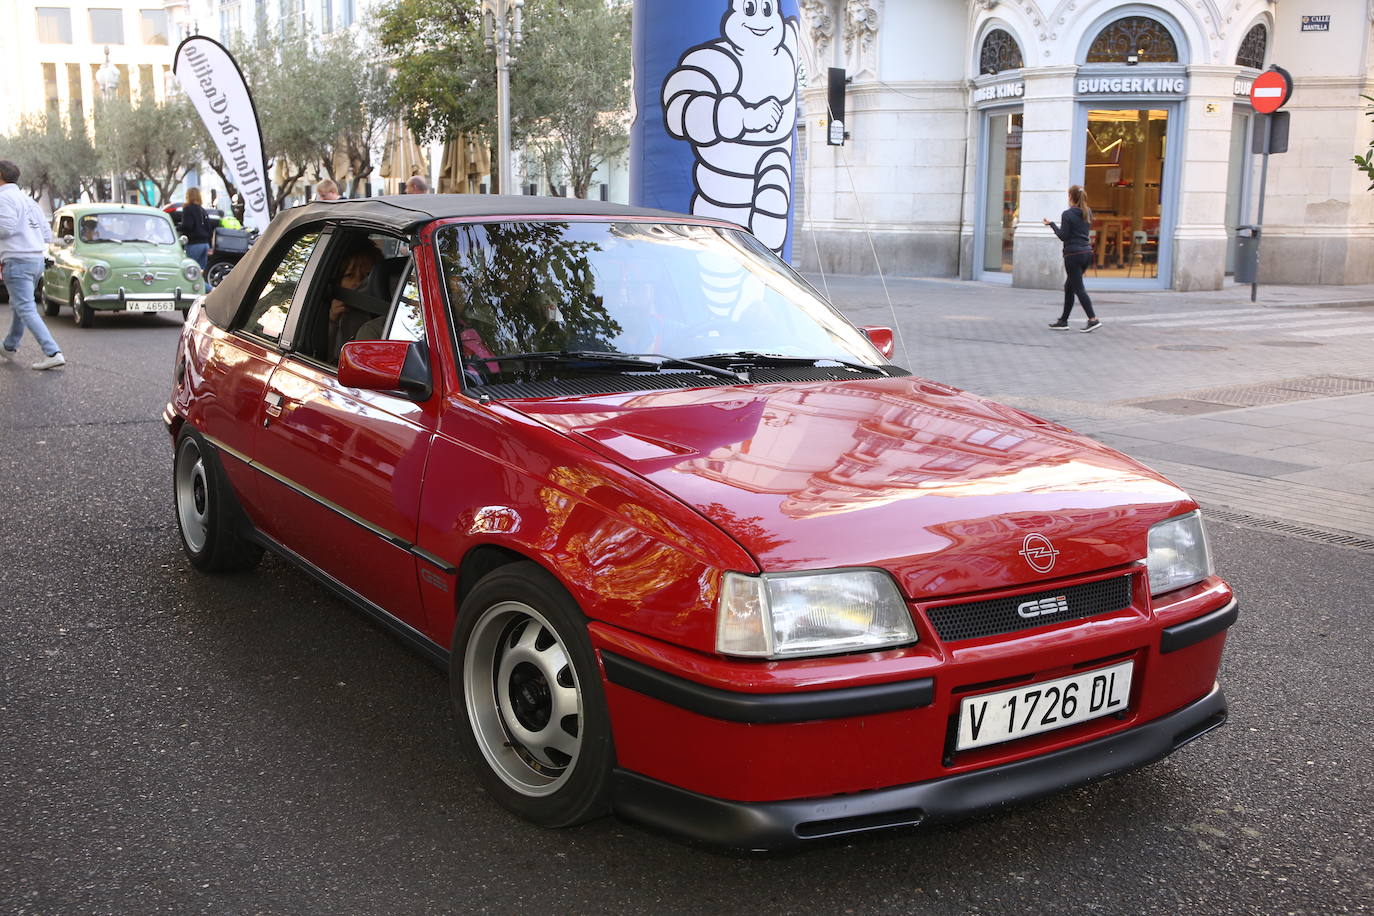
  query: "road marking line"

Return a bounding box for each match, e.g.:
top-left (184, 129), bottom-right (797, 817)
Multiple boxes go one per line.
top-left (1107, 308), bottom-right (1266, 323)
top-left (1129, 311), bottom-right (1364, 329)
top-left (1290, 322), bottom-right (1374, 338)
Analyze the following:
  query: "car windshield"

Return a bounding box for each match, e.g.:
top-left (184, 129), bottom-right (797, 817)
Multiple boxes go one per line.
top-left (435, 221), bottom-right (889, 387)
top-left (79, 213), bottom-right (177, 245)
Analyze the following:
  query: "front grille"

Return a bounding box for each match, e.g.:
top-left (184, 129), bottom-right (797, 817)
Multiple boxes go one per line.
top-left (925, 574), bottom-right (1133, 643)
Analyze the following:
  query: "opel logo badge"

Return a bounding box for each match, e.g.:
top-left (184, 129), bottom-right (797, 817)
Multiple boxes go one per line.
top-left (1019, 533), bottom-right (1059, 573)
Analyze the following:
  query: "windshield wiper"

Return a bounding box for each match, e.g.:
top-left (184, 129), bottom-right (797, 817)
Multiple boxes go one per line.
top-left (471, 350), bottom-right (747, 383)
top-left (681, 351), bottom-right (892, 377)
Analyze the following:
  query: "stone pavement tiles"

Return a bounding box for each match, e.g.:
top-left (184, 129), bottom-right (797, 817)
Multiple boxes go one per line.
top-left (818, 274), bottom-right (1374, 540)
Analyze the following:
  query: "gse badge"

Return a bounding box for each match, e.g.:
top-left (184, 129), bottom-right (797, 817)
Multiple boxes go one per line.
top-left (1017, 595), bottom-right (1069, 619)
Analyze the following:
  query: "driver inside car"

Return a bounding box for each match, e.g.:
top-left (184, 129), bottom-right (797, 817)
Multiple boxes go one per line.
top-left (328, 238), bottom-right (383, 362)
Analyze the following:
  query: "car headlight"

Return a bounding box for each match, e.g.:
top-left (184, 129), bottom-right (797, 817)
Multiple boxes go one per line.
top-left (1147, 510), bottom-right (1213, 596)
top-left (183, 264), bottom-right (202, 282)
top-left (717, 569), bottom-right (917, 658)
top-left (89, 264), bottom-right (109, 282)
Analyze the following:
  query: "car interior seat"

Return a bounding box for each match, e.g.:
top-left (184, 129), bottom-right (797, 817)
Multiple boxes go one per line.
top-left (336, 256), bottom-right (409, 346)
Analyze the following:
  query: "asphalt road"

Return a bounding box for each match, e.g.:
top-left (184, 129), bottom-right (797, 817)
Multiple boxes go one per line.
top-left (2, 310), bottom-right (1372, 915)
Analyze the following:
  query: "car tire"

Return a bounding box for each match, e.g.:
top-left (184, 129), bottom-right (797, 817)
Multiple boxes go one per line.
top-left (173, 429), bottom-right (264, 573)
top-left (452, 562), bottom-right (614, 828)
top-left (206, 260), bottom-right (233, 288)
top-left (71, 284), bottom-right (94, 328)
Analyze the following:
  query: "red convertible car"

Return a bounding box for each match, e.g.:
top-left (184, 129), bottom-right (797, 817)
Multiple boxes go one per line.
top-left (165, 196), bottom-right (1236, 849)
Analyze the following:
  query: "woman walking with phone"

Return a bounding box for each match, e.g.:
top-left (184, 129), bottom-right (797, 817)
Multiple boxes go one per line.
top-left (1043, 185), bottom-right (1101, 332)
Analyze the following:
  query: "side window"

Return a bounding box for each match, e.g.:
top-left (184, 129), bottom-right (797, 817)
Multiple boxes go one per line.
top-left (57, 215), bottom-right (73, 239)
top-left (297, 231), bottom-right (409, 367)
top-left (244, 231), bottom-right (320, 343)
top-left (385, 263), bottom-right (424, 343)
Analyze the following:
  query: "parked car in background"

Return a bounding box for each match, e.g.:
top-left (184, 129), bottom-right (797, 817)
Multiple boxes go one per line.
top-left (165, 196), bottom-right (1237, 850)
top-left (44, 204), bottom-right (204, 327)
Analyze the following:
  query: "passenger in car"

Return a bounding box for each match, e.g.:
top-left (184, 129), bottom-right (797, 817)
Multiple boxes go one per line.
top-left (328, 238), bottom-right (383, 362)
top-left (350, 257), bottom-right (411, 343)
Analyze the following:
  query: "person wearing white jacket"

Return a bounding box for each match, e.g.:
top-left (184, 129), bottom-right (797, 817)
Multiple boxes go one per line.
top-left (0, 159), bottom-right (65, 370)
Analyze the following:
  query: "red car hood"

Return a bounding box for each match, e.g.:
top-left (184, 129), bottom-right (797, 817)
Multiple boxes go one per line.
top-left (510, 377), bottom-right (1194, 598)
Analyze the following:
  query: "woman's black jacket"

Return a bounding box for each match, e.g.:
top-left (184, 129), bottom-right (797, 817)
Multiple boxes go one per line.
top-left (180, 203), bottom-right (214, 245)
top-left (1048, 207), bottom-right (1092, 256)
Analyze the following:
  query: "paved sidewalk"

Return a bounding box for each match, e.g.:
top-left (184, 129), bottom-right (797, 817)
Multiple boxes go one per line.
top-left (816, 273), bottom-right (1374, 541)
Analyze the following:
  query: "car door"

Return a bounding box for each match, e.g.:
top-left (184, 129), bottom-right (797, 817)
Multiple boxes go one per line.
top-left (249, 231), bottom-right (434, 631)
top-left (196, 226), bottom-right (329, 526)
top-left (45, 214), bottom-right (75, 302)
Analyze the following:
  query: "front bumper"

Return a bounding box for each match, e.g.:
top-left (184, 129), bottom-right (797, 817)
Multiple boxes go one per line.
top-left (87, 289), bottom-right (191, 310)
top-left (613, 683), bottom-right (1227, 850)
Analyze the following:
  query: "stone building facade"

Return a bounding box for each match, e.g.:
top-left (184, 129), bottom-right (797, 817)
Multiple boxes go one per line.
top-left (795, 0), bottom-right (1374, 289)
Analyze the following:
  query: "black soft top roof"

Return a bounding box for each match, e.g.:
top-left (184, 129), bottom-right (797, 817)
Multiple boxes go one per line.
top-left (202, 194), bottom-right (699, 329)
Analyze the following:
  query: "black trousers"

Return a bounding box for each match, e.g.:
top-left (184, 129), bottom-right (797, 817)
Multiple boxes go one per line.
top-left (1060, 251), bottom-right (1096, 321)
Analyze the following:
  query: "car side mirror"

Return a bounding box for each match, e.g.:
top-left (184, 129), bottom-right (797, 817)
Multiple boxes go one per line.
top-left (179, 235), bottom-right (189, 247)
top-left (61, 235), bottom-right (74, 247)
top-left (860, 325), bottom-right (896, 360)
top-left (338, 339), bottom-right (432, 400)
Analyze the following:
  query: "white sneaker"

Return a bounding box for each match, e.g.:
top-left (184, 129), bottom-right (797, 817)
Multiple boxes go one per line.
top-left (31, 352), bottom-right (66, 370)
top-left (0, 346), bottom-right (16, 361)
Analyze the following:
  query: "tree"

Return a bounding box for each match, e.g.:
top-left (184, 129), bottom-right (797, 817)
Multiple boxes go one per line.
top-left (233, 26), bottom-right (323, 210)
top-left (0, 110), bottom-right (101, 204)
top-left (313, 29), bottom-right (397, 197)
top-left (375, 0), bottom-right (493, 145)
top-left (1354, 95), bottom-right (1374, 190)
top-left (375, 0), bottom-right (632, 197)
top-left (229, 25), bottom-right (396, 208)
top-left (516, 0), bottom-right (631, 198)
top-left (95, 95), bottom-right (203, 206)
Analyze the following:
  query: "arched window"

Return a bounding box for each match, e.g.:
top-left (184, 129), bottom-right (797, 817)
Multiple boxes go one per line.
top-left (1086, 16), bottom-right (1179, 63)
top-left (1236, 23), bottom-right (1267, 70)
top-left (979, 28), bottom-right (1024, 75)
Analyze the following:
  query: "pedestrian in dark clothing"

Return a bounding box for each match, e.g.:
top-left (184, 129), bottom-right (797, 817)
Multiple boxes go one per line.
top-left (181, 187), bottom-right (214, 277)
top-left (1043, 185), bottom-right (1101, 333)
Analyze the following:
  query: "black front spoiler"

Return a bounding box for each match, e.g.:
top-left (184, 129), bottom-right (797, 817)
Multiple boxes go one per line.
top-left (612, 684), bottom-right (1227, 851)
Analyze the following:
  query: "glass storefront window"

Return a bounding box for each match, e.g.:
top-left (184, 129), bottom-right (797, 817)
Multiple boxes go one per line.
top-left (981, 112), bottom-right (1022, 273)
top-left (1082, 108), bottom-right (1168, 278)
top-left (1224, 108), bottom-right (1253, 275)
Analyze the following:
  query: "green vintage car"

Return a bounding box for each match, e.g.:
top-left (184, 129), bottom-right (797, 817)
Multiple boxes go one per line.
top-left (43, 203), bottom-right (205, 327)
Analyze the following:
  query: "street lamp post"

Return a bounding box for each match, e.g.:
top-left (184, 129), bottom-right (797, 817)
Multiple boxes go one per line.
top-left (481, 0), bottom-right (523, 194)
top-left (95, 47), bottom-right (120, 203)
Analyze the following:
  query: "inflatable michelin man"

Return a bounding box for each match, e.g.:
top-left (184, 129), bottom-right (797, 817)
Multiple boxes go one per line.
top-left (661, 0), bottom-right (800, 256)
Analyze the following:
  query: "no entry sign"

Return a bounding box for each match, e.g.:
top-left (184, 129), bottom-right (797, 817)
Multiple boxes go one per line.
top-left (1250, 67), bottom-right (1293, 114)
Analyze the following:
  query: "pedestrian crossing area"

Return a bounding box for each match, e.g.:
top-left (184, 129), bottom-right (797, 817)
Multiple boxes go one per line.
top-left (1107, 306), bottom-right (1374, 338)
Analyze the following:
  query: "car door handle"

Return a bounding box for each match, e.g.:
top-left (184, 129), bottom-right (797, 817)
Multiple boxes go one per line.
top-left (263, 391), bottom-right (284, 425)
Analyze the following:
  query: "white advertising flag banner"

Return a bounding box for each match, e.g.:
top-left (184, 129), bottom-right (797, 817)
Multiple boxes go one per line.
top-left (173, 36), bottom-right (270, 231)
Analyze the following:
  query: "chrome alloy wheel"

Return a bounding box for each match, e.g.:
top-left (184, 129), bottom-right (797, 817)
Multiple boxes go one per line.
top-left (174, 437), bottom-right (210, 554)
top-left (464, 601), bottom-right (583, 797)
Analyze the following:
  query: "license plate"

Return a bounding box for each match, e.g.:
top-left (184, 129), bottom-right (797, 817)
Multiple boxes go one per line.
top-left (956, 660), bottom-right (1133, 752)
top-left (127, 302), bottom-right (176, 312)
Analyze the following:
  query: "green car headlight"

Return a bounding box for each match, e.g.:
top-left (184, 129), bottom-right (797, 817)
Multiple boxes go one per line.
top-left (183, 264), bottom-right (202, 282)
top-left (89, 264), bottom-right (109, 282)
